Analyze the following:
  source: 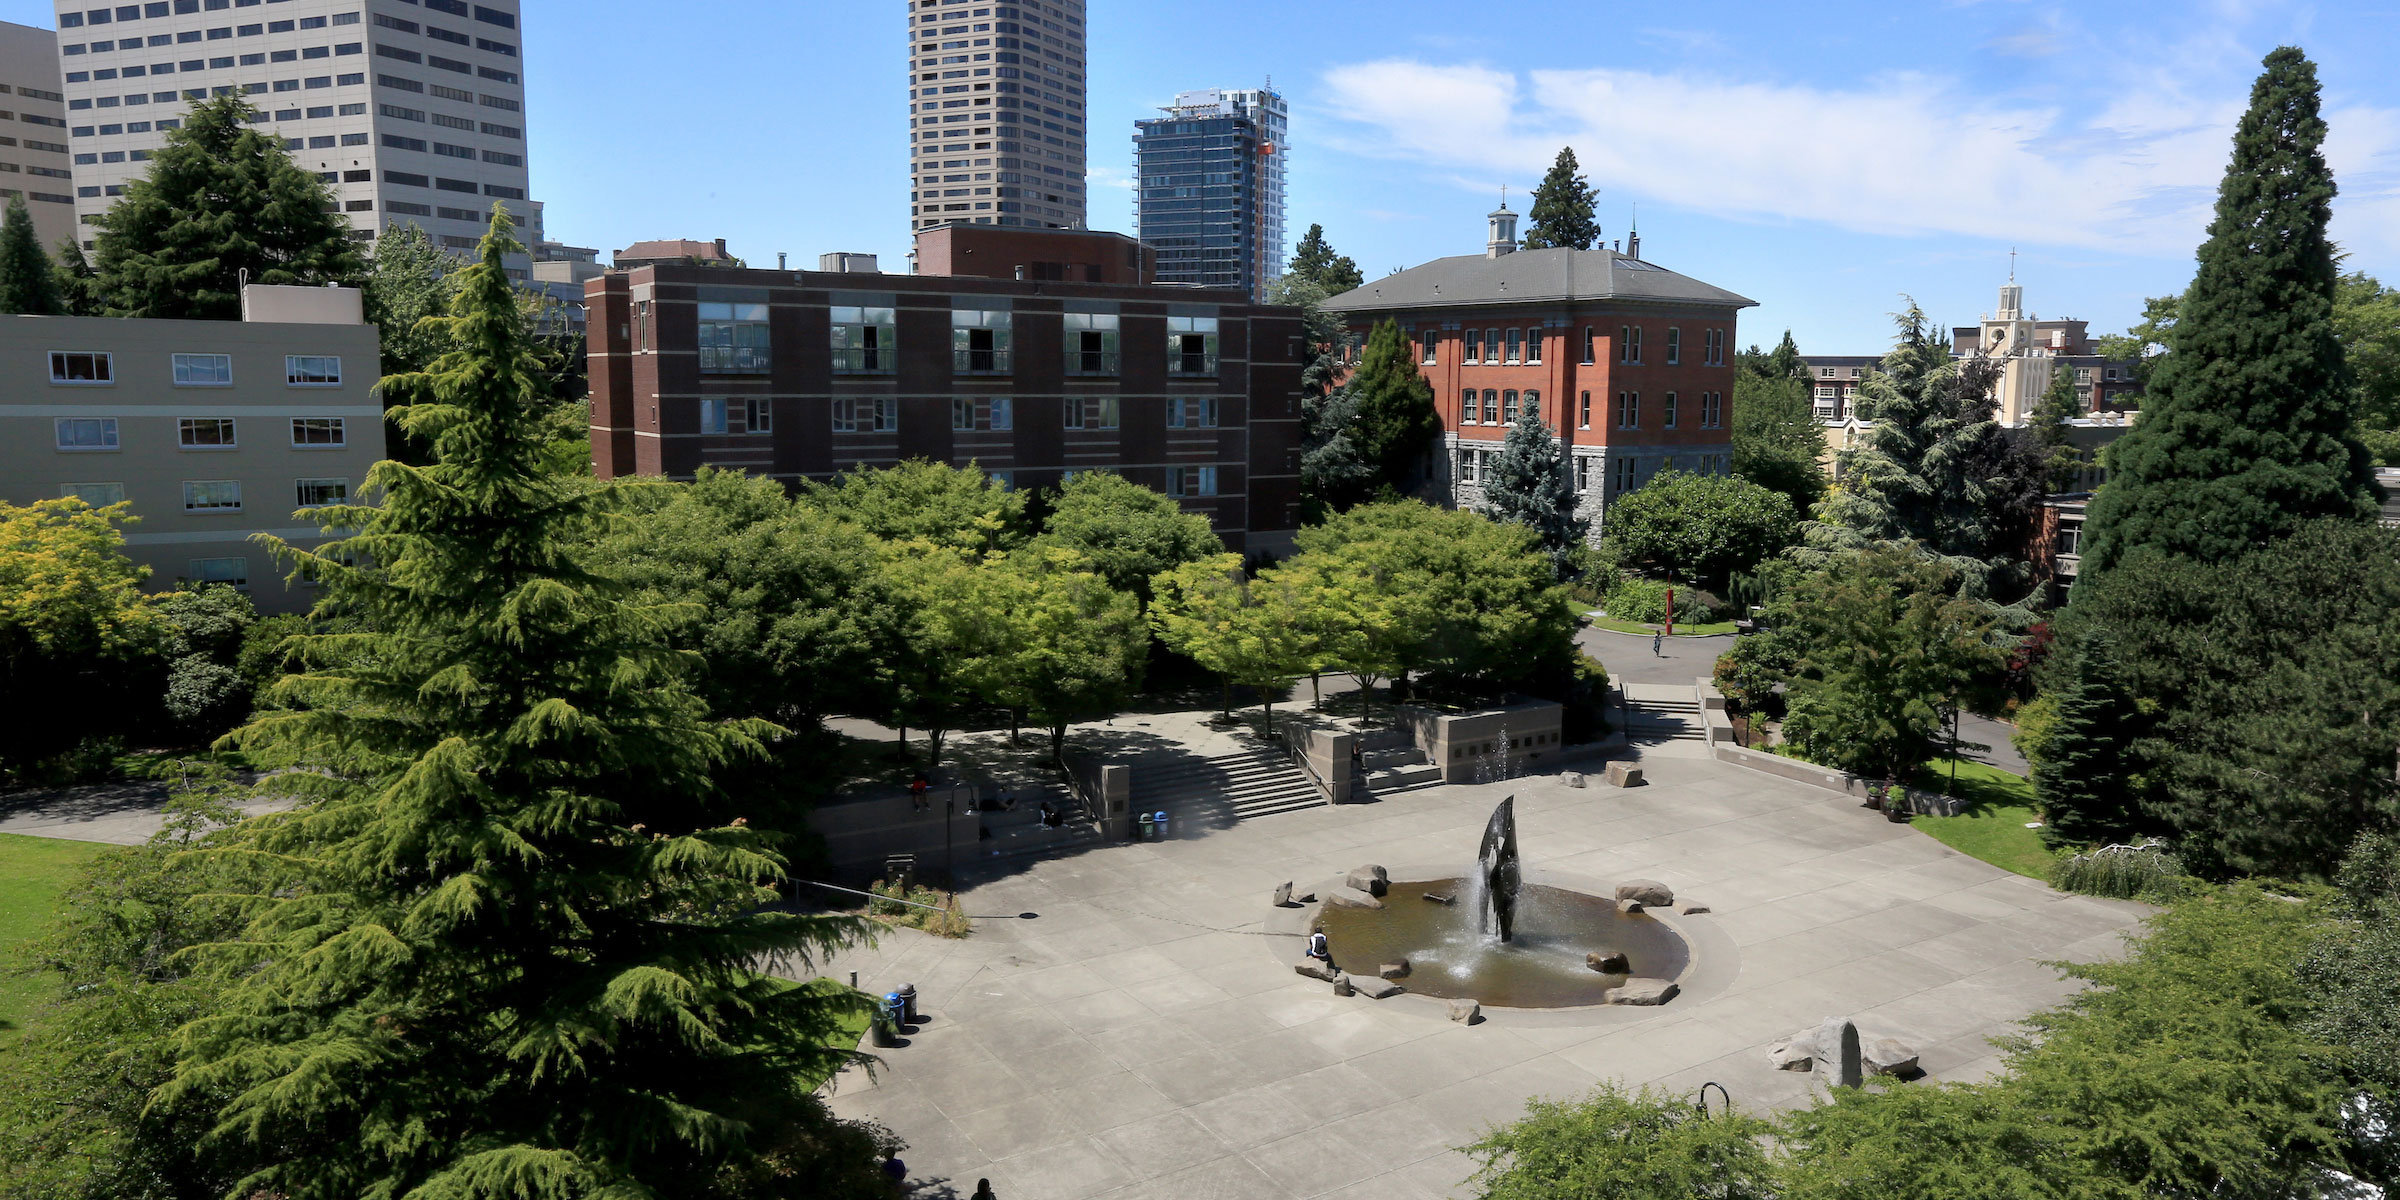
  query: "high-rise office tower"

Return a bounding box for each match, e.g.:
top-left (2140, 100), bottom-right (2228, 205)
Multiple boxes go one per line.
top-left (1133, 87), bottom-right (1286, 299)
top-left (1, 21), bottom-right (79, 251)
top-left (49, 0), bottom-right (536, 271)
top-left (906, 0), bottom-right (1087, 233)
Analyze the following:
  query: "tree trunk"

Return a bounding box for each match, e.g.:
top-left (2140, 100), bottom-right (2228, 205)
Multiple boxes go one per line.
top-left (1310, 672), bottom-right (1322, 707)
top-left (1009, 708), bottom-right (1023, 748)
top-left (1050, 722), bottom-right (1068, 763)
top-left (1261, 694), bottom-right (1274, 739)
top-left (928, 726), bottom-right (947, 769)
top-left (1220, 677), bottom-right (1232, 720)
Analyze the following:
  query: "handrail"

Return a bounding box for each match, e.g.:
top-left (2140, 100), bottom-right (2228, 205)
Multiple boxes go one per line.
top-left (1278, 722), bottom-right (1338, 802)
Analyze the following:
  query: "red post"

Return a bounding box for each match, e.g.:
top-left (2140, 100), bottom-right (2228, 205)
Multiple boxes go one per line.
top-left (1665, 587), bottom-right (1675, 637)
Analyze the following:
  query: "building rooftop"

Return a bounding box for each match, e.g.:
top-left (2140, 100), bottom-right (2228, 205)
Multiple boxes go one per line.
top-left (615, 238), bottom-right (737, 266)
top-left (1323, 247), bottom-right (1756, 313)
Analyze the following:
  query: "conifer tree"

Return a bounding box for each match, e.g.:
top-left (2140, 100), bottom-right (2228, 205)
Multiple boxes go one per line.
top-left (168, 207), bottom-right (894, 1199)
top-left (2034, 635), bottom-right (2143, 848)
top-left (1733, 329), bottom-right (1828, 515)
top-left (2031, 361), bottom-right (2086, 491)
top-left (1347, 318), bottom-right (1442, 494)
top-left (92, 93), bottom-right (364, 320)
top-left (1479, 396), bottom-right (1587, 578)
top-left (1521, 147), bottom-right (1599, 251)
top-left (2079, 47), bottom-right (2381, 578)
top-left (50, 236), bottom-right (101, 316)
top-left (0, 195), bottom-right (63, 315)
top-left (1285, 223), bottom-right (1362, 295)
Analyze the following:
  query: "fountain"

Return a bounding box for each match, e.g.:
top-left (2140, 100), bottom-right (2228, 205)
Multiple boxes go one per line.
top-left (1311, 795), bottom-right (1692, 1008)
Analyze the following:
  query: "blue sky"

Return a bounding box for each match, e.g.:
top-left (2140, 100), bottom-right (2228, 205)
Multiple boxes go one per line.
top-left (8, 0), bottom-right (2398, 353)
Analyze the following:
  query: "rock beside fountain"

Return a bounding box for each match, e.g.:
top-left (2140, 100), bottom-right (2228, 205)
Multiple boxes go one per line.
top-left (1604, 977), bottom-right (1680, 1006)
top-left (1605, 763), bottom-right (1645, 787)
top-left (1294, 958), bottom-right (1339, 982)
top-left (1616, 879), bottom-right (1675, 907)
top-left (1344, 865), bottom-right (1390, 897)
top-left (1678, 902), bottom-right (1711, 915)
top-left (1324, 884), bottom-right (1384, 911)
top-left (1379, 960), bottom-right (1410, 979)
top-left (1353, 976), bottom-right (1404, 1000)
top-left (1332, 973), bottom-right (1355, 996)
top-left (1585, 950), bottom-right (1629, 974)
top-left (1422, 891), bottom-right (1454, 905)
top-left (1863, 1036), bottom-right (1919, 1077)
top-left (1769, 1022), bottom-right (1913, 1080)
top-left (1768, 1039), bottom-right (1814, 1071)
top-left (1272, 881), bottom-right (1294, 907)
top-left (1447, 999), bottom-right (1481, 1024)
top-left (1817, 1017), bottom-right (1864, 1087)
top-left (1616, 898), bottom-right (1645, 914)
top-left (1564, 771), bottom-right (1587, 788)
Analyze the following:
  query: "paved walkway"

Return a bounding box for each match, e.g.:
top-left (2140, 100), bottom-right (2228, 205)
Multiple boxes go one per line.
top-left (1578, 624), bottom-right (1735, 688)
top-left (806, 744), bottom-right (2148, 1200)
top-left (0, 778), bottom-right (294, 845)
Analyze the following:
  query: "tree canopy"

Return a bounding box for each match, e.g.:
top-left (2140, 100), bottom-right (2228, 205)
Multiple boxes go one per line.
top-left (1520, 147), bottom-right (1600, 252)
top-left (1285, 223), bottom-right (1363, 295)
top-left (807, 458), bottom-right (1026, 557)
top-left (1604, 469), bottom-right (1797, 591)
top-left (1478, 396), bottom-right (1588, 578)
top-left (1032, 470), bottom-right (1224, 602)
top-left (1346, 318), bottom-right (1442, 494)
top-left (0, 195), bottom-right (63, 315)
top-left (1732, 336), bottom-right (1828, 516)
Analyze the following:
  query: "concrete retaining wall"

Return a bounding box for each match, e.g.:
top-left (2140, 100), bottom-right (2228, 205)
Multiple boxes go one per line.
top-left (1399, 699), bottom-right (1567, 784)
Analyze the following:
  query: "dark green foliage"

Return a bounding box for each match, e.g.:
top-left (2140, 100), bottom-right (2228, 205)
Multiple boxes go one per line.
top-left (1713, 629), bottom-right (1796, 718)
top-left (1347, 319), bottom-right (1442, 493)
top-left (1264, 274), bottom-right (1373, 517)
top-left (1603, 469), bottom-right (1798, 591)
top-left (364, 222), bottom-right (467, 380)
top-left (1033, 470), bottom-right (1224, 602)
top-left (1464, 1080), bottom-right (1777, 1200)
top-left (49, 236), bottom-right (101, 316)
top-left (2299, 833), bottom-right (2400, 1186)
top-left (2079, 48), bottom-right (2382, 578)
top-left (2334, 271), bottom-right (2400, 432)
top-left (2050, 840), bottom-right (2191, 902)
top-left (1776, 1084), bottom-right (2074, 1200)
top-left (1730, 368), bottom-right (1828, 516)
top-left (0, 195), bottom-right (63, 315)
top-left (90, 94), bottom-right (364, 320)
top-left (1478, 397), bottom-right (1587, 578)
top-left (1285, 222), bottom-right (1362, 295)
top-left (2030, 362), bottom-right (2086, 492)
top-left (2063, 519), bottom-right (2400, 879)
top-left (2092, 293), bottom-right (2179, 391)
top-left (152, 585), bottom-right (259, 736)
top-left (171, 209), bottom-right (891, 1198)
top-left (1519, 147), bottom-right (1599, 252)
top-left (2032, 634), bottom-right (2140, 847)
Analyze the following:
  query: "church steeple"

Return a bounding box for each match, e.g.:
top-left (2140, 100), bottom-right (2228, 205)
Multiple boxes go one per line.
top-left (1486, 192), bottom-right (1518, 258)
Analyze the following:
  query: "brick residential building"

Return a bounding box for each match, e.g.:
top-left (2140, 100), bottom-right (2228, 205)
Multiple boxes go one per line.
top-left (912, 221), bottom-right (1151, 284)
top-left (585, 229), bottom-right (1305, 554)
top-left (1323, 208), bottom-right (1756, 539)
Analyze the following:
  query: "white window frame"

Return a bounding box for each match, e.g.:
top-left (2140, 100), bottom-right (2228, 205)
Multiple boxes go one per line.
top-left (1617, 390), bottom-right (1639, 429)
top-left (1168, 395), bottom-right (1218, 429)
top-left (1665, 328), bottom-right (1681, 366)
top-left (171, 352), bottom-right (234, 386)
top-left (1579, 390), bottom-right (1592, 429)
top-left (286, 355), bottom-right (343, 386)
top-left (1504, 328), bottom-right (1522, 365)
top-left (295, 477), bottom-right (349, 507)
top-left (54, 416), bottom-right (120, 450)
top-left (189, 556), bottom-right (249, 588)
top-left (182, 479), bottom-right (243, 512)
top-left (1419, 331), bottom-right (1437, 366)
top-left (49, 350), bottom-right (114, 384)
top-left (178, 416), bottom-right (238, 449)
top-left (60, 481), bottom-right (125, 506)
top-left (1663, 391), bottom-right (1678, 429)
top-left (831, 396), bottom-right (897, 433)
top-left (1063, 395), bottom-right (1120, 430)
top-left (1459, 389), bottom-right (1476, 425)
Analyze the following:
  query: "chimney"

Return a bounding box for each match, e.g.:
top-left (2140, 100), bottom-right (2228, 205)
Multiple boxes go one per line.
top-left (713, 238), bottom-right (728, 260)
top-left (1486, 204), bottom-right (1518, 259)
top-left (1626, 230), bottom-right (1641, 260)
top-left (778, 252), bottom-right (788, 270)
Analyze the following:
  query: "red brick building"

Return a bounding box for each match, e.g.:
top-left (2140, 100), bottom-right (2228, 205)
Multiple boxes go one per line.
top-left (1324, 208), bottom-right (1756, 537)
top-left (914, 223), bottom-right (1155, 285)
top-left (585, 231), bottom-right (1305, 554)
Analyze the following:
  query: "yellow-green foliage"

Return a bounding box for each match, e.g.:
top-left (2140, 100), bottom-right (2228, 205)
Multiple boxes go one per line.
top-left (867, 880), bottom-right (970, 938)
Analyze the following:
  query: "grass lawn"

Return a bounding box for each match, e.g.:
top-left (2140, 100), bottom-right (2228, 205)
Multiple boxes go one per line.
top-left (1906, 758), bottom-right (2057, 881)
top-left (799, 976), bottom-right (875, 1093)
top-left (0, 833), bottom-right (109, 1046)
top-left (1585, 613), bottom-right (1741, 638)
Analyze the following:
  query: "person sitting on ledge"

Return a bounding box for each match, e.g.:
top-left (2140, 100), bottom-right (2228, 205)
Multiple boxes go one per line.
top-left (1037, 799), bottom-right (1063, 828)
top-left (1306, 931), bottom-right (1332, 964)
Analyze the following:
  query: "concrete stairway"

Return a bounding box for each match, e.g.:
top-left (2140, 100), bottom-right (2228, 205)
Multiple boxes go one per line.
top-left (1130, 745), bottom-right (1326, 823)
top-left (1622, 686), bottom-right (1709, 756)
top-left (1360, 745), bottom-right (1443, 794)
top-left (978, 785), bottom-right (1105, 861)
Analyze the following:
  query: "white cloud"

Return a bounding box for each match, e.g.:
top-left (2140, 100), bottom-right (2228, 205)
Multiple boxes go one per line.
top-left (1314, 57), bottom-right (2400, 261)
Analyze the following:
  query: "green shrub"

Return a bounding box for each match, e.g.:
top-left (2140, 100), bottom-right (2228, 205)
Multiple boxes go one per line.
top-left (1605, 578), bottom-right (1734, 624)
top-left (2051, 839), bottom-right (2194, 901)
top-left (1714, 631), bottom-right (1796, 717)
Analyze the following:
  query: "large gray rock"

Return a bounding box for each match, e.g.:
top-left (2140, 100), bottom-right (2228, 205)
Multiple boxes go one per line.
top-left (1563, 771), bottom-right (1587, 788)
top-left (1447, 999), bottom-right (1481, 1024)
top-left (1294, 958), bottom-right (1339, 982)
top-left (1585, 950), bottom-right (1630, 974)
top-left (1817, 1017), bottom-right (1863, 1088)
top-left (1862, 1036), bottom-right (1919, 1077)
top-left (1605, 977), bottom-right (1680, 1006)
top-left (1344, 865), bottom-right (1390, 897)
top-left (1324, 884), bottom-right (1384, 911)
top-left (1605, 763), bottom-right (1645, 788)
top-left (1379, 960), bottom-right (1411, 979)
top-left (1332, 972), bottom-right (1355, 997)
top-left (1616, 898), bottom-right (1646, 915)
top-left (1616, 879), bottom-right (1675, 907)
top-left (1353, 976), bottom-right (1404, 999)
top-left (1677, 902), bottom-right (1711, 915)
top-left (1767, 1039), bottom-right (1814, 1071)
top-left (1272, 881), bottom-right (1294, 908)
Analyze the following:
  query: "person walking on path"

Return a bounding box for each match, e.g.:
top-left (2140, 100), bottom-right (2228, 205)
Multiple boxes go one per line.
top-left (972, 1180), bottom-right (998, 1200)
top-left (1652, 630), bottom-right (1664, 658)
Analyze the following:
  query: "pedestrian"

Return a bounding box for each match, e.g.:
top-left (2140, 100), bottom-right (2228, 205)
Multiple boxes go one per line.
top-left (908, 771), bottom-right (929, 813)
top-left (1306, 930), bottom-right (1332, 964)
top-left (1350, 742), bottom-right (1364, 778)
top-left (881, 1154), bottom-right (908, 1197)
top-left (972, 1180), bottom-right (998, 1200)
top-left (1652, 630), bottom-right (1664, 658)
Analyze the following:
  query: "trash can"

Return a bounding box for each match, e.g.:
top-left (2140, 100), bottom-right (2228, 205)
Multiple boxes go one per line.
top-left (1136, 812), bottom-right (1154, 840)
top-left (1153, 811), bottom-right (1169, 840)
top-left (897, 983), bottom-right (919, 1025)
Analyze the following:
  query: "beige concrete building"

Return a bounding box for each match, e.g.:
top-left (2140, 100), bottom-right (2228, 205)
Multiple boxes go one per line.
top-left (0, 284), bottom-right (380, 614)
top-left (0, 20), bottom-right (78, 252)
top-left (907, 0), bottom-right (1087, 234)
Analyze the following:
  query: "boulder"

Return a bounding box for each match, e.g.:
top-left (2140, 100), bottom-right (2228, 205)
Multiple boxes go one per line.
top-left (1379, 960), bottom-right (1411, 980)
top-left (1605, 763), bottom-right (1645, 788)
top-left (1816, 1017), bottom-right (1863, 1088)
top-left (1447, 999), bottom-right (1481, 1024)
top-left (1324, 884), bottom-right (1384, 911)
top-left (1677, 902), bottom-right (1712, 915)
top-left (1616, 898), bottom-right (1645, 915)
top-left (1585, 950), bottom-right (1630, 974)
top-left (1293, 958), bottom-right (1339, 982)
top-left (1353, 976), bottom-right (1404, 999)
top-left (1296, 889), bottom-right (1317, 904)
top-left (1605, 977), bottom-right (1680, 1006)
top-left (1332, 973), bottom-right (1355, 997)
top-left (1615, 879), bottom-right (1675, 907)
top-left (1563, 771), bottom-right (1587, 788)
top-left (1272, 881), bottom-right (1294, 908)
top-left (1344, 865), bottom-right (1390, 897)
top-left (1767, 1039), bottom-right (1814, 1071)
top-left (1862, 1036), bottom-right (1919, 1078)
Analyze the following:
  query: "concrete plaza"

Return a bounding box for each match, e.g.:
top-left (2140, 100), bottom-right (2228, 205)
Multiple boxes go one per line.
top-left (808, 744), bottom-right (2149, 1200)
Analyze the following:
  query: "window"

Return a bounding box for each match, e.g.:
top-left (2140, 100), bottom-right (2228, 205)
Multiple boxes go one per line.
top-left (1612, 457), bottom-right (1638, 496)
top-left (1582, 326), bottom-right (1597, 364)
top-left (1700, 391), bottom-right (1723, 429)
top-left (1504, 328), bottom-right (1522, 364)
top-left (171, 351), bottom-right (231, 385)
top-left (189, 556), bottom-right (247, 587)
top-left (295, 477), bottom-right (347, 507)
top-left (697, 301), bottom-right (770, 374)
top-left (951, 307), bottom-right (1011, 374)
top-left (1618, 325), bottom-right (1642, 365)
top-left (831, 396), bottom-right (896, 433)
top-left (1663, 392), bottom-right (1680, 429)
top-left (1464, 328), bottom-right (1482, 364)
top-left (829, 304), bottom-right (894, 373)
top-left (1168, 465), bottom-right (1218, 497)
top-left (291, 416), bottom-right (346, 446)
top-left (1167, 396), bottom-right (1219, 429)
top-left (1420, 331), bottom-right (1436, 365)
top-left (1574, 457), bottom-right (1590, 493)
top-left (55, 417), bottom-right (118, 449)
top-left (1480, 389), bottom-right (1497, 424)
top-left (1820, 367), bottom-right (1836, 378)
top-left (1706, 328), bottom-right (1726, 366)
top-left (950, 396), bottom-right (1012, 431)
top-left (182, 479), bottom-right (241, 511)
top-left (49, 350), bottom-right (113, 383)
top-left (1501, 389), bottom-right (1518, 424)
top-left (1459, 388), bottom-right (1476, 424)
top-left (1167, 315), bottom-right (1218, 375)
top-left (61, 481), bottom-right (125, 506)
top-left (178, 416), bottom-right (236, 447)
top-left (286, 355), bottom-right (341, 385)
top-left (1666, 327), bottom-right (1681, 365)
top-left (1062, 395), bottom-right (1119, 430)
top-left (1579, 390), bottom-right (1592, 428)
top-left (1617, 390), bottom-right (1639, 429)
top-left (1525, 328), bottom-right (1542, 365)
top-left (1063, 311), bottom-right (1118, 375)
top-left (698, 397), bottom-right (729, 434)
top-left (743, 398), bottom-right (771, 433)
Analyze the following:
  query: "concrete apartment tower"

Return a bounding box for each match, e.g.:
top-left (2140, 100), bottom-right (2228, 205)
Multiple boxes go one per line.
top-left (1134, 86), bottom-right (1287, 299)
top-left (48, 0), bottom-right (537, 271)
top-left (907, 0), bottom-right (1087, 234)
top-left (0, 21), bottom-right (78, 251)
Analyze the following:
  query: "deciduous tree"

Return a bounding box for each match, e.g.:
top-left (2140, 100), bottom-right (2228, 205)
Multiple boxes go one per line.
top-left (808, 458), bottom-right (1026, 557)
top-left (1731, 364), bottom-right (1828, 516)
top-left (1603, 470), bottom-right (1797, 591)
top-left (0, 497), bottom-right (161, 779)
top-left (1033, 471), bottom-right (1223, 603)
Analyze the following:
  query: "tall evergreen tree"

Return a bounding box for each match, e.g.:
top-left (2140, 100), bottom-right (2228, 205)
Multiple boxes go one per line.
top-left (1765, 329), bottom-right (1806, 382)
top-left (1264, 273), bottom-right (1372, 514)
top-left (1285, 223), bottom-right (1363, 295)
top-left (2030, 360), bottom-right (2087, 491)
top-left (0, 195), bottom-right (63, 315)
top-left (50, 236), bottom-right (101, 316)
top-left (1346, 318), bottom-right (1442, 494)
top-left (1732, 329), bottom-right (1829, 515)
top-left (2079, 47), bottom-right (2382, 579)
top-left (92, 93), bottom-right (364, 320)
top-left (2034, 634), bottom-right (2142, 848)
top-left (1478, 396), bottom-right (1588, 578)
top-left (1520, 147), bottom-right (1599, 251)
top-left (169, 208), bottom-right (894, 1198)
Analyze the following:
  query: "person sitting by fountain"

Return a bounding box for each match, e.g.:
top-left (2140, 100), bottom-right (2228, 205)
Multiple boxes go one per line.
top-left (1305, 930), bottom-right (1333, 966)
top-left (1038, 800), bottom-right (1064, 829)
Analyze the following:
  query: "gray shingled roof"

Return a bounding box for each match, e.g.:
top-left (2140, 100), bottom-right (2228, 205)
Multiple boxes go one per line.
top-left (1322, 247), bottom-right (1756, 313)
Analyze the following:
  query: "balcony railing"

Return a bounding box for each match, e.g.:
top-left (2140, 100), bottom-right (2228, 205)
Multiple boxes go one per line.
top-left (1065, 351), bottom-right (1120, 376)
top-left (954, 348), bottom-right (1013, 375)
top-left (831, 347), bottom-right (894, 374)
top-left (1169, 352), bottom-right (1219, 377)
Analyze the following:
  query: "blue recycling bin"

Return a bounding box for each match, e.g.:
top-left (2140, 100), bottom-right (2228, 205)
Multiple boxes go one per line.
top-left (1153, 810), bottom-right (1169, 839)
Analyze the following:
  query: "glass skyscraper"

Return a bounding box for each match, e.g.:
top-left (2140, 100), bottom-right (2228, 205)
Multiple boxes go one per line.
top-left (1133, 87), bottom-right (1286, 298)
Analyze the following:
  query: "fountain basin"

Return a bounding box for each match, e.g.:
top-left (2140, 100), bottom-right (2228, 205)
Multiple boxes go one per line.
top-left (1317, 875), bottom-right (1691, 1009)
